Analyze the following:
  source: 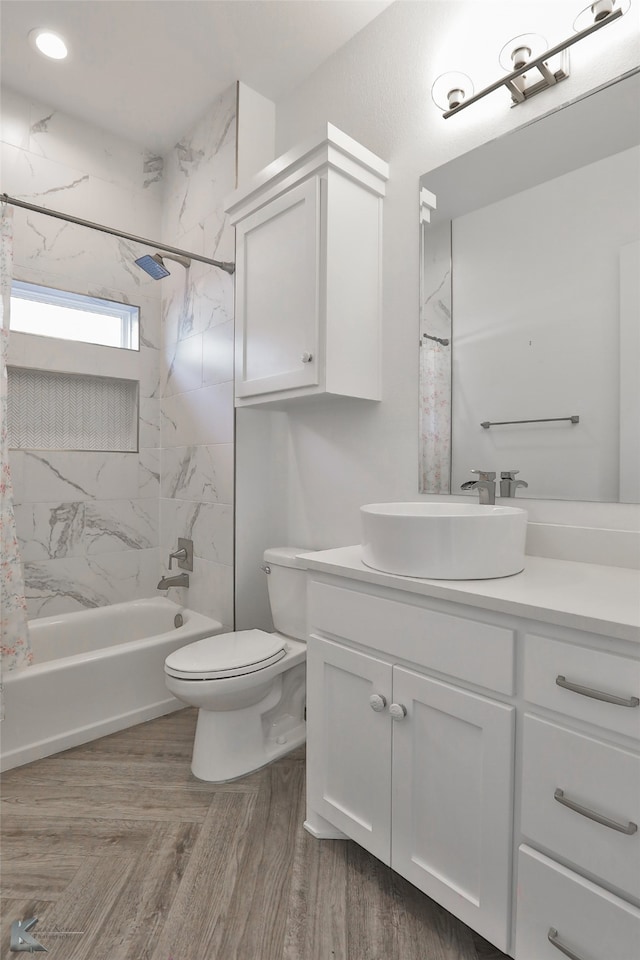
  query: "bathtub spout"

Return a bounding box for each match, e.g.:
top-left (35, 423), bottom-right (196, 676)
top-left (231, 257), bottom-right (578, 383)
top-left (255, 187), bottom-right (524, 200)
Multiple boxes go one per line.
top-left (157, 572), bottom-right (190, 590)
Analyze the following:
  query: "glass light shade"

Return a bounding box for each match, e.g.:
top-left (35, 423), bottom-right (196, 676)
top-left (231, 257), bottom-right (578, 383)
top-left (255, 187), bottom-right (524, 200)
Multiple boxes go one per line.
top-left (499, 33), bottom-right (548, 72)
top-left (29, 29), bottom-right (68, 60)
top-left (431, 72), bottom-right (474, 112)
top-left (574, 0), bottom-right (630, 31)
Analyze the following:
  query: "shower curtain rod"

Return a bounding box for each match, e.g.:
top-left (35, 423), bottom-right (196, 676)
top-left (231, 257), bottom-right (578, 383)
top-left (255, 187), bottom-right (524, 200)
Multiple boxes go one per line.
top-left (0, 192), bottom-right (235, 275)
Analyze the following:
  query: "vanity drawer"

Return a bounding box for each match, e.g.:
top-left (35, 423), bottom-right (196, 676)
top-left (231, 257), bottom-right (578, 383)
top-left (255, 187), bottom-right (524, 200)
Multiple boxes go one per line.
top-left (516, 845), bottom-right (640, 960)
top-left (521, 714), bottom-right (640, 897)
top-left (308, 580), bottom-right (515, 694)
top-left (524, 634), bottom-right (640, 739)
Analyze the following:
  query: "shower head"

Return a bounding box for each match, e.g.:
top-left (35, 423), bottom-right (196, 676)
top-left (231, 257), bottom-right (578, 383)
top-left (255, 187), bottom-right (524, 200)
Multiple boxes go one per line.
top-left (135, 251), bottom-right (191, 279)
top-left (135, 254), bottom-right (170, 279)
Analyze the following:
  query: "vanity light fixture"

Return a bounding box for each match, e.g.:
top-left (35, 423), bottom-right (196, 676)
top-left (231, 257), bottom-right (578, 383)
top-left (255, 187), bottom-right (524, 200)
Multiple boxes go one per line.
top-left (431, 72), bottom-right (475, 113)
top-left (498, 33), bottom-right (553, 97)
top-left (432, 1), bottom-right (630, 118)
top-left (574, 0), bottom-right (631, 29)
top-left (29, 28), bottom-right (68, 60)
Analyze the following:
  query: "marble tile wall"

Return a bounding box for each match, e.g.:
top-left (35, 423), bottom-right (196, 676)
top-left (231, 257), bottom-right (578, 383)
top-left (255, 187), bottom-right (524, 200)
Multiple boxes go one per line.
top-left (1, 88), bottom-right (163, 617)
top-left (159, 84), bottom-right (236, 629)
top-left (2, 84), bottom-right (237, 625)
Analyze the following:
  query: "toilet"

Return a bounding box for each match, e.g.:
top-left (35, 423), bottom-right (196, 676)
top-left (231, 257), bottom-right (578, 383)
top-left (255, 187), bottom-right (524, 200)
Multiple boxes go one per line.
top-left (164, 547), bottom-right (308, 782)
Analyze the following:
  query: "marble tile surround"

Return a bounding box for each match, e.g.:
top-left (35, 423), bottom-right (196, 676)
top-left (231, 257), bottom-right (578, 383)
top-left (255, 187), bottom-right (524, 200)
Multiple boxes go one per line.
top-left (161, 444), bottom-right (234, 505)
top-left (3, 84), bottom-right (237, 624)
top-left (2, 89), bottom-right (163, 617)
top-left (24, 549), bottom-right (159, 619)
top-left (159, 85), bottom-right (236, 626)
top-left (160, 498), bottom-right (233, 567)
top-left (15, 498), bottom-right (158, 563)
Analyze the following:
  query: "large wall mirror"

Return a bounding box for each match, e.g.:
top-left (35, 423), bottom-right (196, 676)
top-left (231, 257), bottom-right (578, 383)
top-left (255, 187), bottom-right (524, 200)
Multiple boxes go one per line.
top-left (419, 71), bottom-right (640, 502)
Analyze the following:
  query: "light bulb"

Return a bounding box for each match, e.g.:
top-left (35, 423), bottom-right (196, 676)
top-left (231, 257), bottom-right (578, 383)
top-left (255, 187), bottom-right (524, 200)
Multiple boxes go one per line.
top-left (574, 0), bottom-right (630, 30)
top-left (431, 72), bottom-right (474, 113)
top-left (592, 0), bottom-right (615, 20)
top-left (29, 29), bottom-right (68, 60)
top-left (499, 34), bottom-right (547, 73)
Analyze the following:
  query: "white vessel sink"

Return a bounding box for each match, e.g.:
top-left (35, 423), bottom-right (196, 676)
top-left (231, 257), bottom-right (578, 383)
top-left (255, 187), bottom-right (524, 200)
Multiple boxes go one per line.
top-left (361, 502), bottom-right (527, 580)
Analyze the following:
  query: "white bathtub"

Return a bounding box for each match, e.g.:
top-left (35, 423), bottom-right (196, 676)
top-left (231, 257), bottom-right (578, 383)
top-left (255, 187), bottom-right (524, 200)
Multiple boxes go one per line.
top-left (0, 597), bottom-right (223, 771)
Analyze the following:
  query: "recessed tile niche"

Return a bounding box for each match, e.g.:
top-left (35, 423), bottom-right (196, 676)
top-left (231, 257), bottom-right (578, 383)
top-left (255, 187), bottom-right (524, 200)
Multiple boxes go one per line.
top-left (7, 366), bottom-right (139, 452)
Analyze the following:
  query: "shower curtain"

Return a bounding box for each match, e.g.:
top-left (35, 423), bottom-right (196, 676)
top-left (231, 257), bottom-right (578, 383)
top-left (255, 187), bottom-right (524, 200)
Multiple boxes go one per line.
top-left (419, 337), bottom-right (451, 494)
top-left (0, 206), bottom-right (32, 671)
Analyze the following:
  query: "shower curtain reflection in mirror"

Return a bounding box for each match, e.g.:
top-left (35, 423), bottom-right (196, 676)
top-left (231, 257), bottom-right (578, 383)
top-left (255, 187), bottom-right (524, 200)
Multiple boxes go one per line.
top-left (419, 219), bottom-right (452, 494)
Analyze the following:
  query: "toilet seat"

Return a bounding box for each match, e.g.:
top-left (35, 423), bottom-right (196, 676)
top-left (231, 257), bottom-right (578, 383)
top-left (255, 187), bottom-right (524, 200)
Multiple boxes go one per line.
top-left (164, 629), bottom-right (287, 681)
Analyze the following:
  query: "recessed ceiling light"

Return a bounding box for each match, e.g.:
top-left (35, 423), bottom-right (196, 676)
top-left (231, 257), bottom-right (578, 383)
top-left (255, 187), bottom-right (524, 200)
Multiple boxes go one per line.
top-left (29, 28), bottom-right (68, 60)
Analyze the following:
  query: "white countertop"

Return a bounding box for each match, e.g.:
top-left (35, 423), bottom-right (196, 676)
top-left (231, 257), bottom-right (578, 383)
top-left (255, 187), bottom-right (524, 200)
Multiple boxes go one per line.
top-left (300, 547), bottom-right (640, 644)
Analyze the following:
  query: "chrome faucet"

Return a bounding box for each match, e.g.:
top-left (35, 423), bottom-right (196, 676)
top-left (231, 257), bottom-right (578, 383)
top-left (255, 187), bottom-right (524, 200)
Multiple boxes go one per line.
top-left (500, 470), bottom-right (529, 498)
top-left (157, 572), bottom-right (190, 590)
top-left (158, 539), bottom-right (193, 590)
top-left (461, 470), bottom-right (496, 505)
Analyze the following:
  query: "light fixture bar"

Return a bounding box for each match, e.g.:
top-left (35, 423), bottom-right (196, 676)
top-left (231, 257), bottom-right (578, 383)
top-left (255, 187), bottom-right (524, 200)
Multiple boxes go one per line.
top-left (443, 6), bottom-right (623, 118)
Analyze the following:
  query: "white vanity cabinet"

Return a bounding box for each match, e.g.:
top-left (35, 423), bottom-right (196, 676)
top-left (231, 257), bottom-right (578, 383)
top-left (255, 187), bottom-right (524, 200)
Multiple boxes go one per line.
top-left (516, 633), bottom-right (640, 960)
top-left (301, 549), bottom-right (640, 960)
top-left (224, 125), bottom-right (388, 406)
top-left (305, 579), bottom-right (516, 952)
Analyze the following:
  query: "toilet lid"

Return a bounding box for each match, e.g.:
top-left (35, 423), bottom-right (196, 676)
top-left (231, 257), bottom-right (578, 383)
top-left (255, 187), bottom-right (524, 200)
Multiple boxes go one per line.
top-left (164, 629), bottom-right (287, 680)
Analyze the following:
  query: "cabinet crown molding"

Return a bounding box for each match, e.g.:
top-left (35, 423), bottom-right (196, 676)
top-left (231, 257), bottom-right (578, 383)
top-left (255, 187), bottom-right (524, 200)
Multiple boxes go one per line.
top-left (225, 123), bottom-right (389, 225)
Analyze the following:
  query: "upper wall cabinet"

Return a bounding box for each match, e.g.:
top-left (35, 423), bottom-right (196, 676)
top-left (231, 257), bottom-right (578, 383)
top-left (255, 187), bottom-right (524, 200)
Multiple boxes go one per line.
top-left (225, 125), bottom-right (389, 406)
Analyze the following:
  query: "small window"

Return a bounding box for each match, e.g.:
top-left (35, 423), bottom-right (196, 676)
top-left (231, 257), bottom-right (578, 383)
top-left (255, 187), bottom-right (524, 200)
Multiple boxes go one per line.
top-left (10, 281), bottom-right (139, 350)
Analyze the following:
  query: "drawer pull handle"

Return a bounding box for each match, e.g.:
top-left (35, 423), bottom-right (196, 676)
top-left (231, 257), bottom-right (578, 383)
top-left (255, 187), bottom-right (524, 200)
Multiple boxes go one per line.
top-left (554, 788), bottom-right (637, 835)
top-left (556, 675), bottom-right (639, 708)
top-left (548, 928), bottom-right (586, 960)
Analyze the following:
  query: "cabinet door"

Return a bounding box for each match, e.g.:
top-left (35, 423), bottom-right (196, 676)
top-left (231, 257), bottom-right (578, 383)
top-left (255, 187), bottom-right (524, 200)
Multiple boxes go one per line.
top-left (306, 636), bottom-right (392, 863)
top-left (391, 668), bottom-right (515, 953)
top-left (235, 178), bottom-right (321, 399)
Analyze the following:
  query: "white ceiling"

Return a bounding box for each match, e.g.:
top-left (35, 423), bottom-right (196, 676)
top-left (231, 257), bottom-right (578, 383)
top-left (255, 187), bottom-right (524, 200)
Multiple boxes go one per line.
top-left (0, 0), bottom-right (394, 153)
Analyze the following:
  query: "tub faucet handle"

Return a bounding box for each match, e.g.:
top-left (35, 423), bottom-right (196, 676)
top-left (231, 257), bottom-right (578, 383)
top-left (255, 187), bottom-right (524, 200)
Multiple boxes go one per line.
top-left (169, 548), bottom-right (187, 569)
top-left (168, 538), bottom-right (193, 571)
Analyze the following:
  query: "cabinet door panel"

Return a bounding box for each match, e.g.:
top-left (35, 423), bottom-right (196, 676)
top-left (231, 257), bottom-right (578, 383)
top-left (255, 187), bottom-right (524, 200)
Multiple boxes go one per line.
top-left (235, 178), bottom-right (320, 398)
top-left (306, 636), bottom-right (392, 863)
top-left (391, 668), bottom-right (514, 953)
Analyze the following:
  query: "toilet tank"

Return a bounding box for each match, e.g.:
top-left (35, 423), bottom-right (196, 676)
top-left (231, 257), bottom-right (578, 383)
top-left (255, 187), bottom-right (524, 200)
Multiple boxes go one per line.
top-left (263, 547), bottom-right (309, 641)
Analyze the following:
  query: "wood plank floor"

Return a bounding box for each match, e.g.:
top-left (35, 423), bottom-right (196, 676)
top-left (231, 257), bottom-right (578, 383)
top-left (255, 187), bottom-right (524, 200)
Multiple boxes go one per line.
top-left (1, 709), bottom-right (509, 960)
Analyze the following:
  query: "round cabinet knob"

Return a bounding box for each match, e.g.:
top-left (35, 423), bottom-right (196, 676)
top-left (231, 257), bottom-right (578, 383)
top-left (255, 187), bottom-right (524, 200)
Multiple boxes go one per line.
top-left (369, 694), bottom-right (387, 712)
top-left (389, 703), bottom-right (407, 721)
top-left (301, 352), bottom-right (314, 363)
